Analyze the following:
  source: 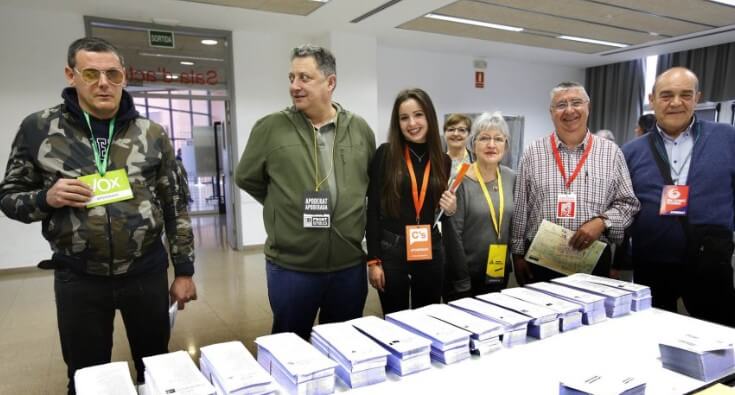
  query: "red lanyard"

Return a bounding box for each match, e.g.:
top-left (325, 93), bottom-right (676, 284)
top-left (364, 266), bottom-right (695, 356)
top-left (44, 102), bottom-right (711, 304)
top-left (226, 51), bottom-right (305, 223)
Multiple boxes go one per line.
top-left (404, 145), bottom-right (431, 223)
top-left (550, 133), bottom-right (593, 190)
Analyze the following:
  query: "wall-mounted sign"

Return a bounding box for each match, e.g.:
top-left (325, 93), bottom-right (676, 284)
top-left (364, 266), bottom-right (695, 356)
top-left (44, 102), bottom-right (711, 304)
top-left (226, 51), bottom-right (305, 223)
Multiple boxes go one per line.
top-left (149, 30), bottom-right (175, 48)
top-left (475, 71), bottom-right (485, 89)
top-left (126, 66), bottom-right (220, 86)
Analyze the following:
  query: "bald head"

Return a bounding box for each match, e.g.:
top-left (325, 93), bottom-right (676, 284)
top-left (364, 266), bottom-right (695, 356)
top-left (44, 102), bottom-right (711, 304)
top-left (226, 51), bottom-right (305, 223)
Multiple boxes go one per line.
top-left (652, 67), bottom-right (699, 95)
top-left (649, 67), bottom-right (701, 137)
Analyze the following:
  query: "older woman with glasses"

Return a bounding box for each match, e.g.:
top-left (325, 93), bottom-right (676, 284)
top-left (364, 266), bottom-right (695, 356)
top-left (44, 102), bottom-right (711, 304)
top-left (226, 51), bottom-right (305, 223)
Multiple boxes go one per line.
top-left (443, 114), bottom-right (473, 180)
top-left (446, 112), bottom-right (515, 299)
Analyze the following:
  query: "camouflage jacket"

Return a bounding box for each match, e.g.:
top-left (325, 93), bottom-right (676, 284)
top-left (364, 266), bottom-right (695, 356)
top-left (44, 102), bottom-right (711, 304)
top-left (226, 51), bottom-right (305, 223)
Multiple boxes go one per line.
top-left (0, 89), bottom-right (194, 276)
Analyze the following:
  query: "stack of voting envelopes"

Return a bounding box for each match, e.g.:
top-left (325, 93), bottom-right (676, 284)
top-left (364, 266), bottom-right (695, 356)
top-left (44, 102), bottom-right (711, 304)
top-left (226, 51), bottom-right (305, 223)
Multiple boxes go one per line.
top-left (143, 351), bottom-right (216, 395)
top-left (199, 341), bottom-right (275, 395)
top-left (350, 315), bottom-right (432, 376)
top-left (385, 309), bottom-right (471, 365)
top-left (310, 322), bottom-right (389, 388)
top-left (448, 297), bottom-right (531, 347)
top-left (74, 361), bottom-right (137, 395)
top-left (552, 276), bottom-right (633, 318)
top-left (501, 287), bottom-right (583, 332)
top-left (255, 333), bottom-right (337, 395)
top-left (418, 304), bottom-right (503, 355)
top-left (477, 292), bottom-right (561, 339)
top-left (559, 373), bottom-right (646, 395)
top-left (566, 273), bottom-right (652, 312)
top-left (526, 282), bottom-right (607, 325)
top-left (659, 333), bottom-right (735, 381)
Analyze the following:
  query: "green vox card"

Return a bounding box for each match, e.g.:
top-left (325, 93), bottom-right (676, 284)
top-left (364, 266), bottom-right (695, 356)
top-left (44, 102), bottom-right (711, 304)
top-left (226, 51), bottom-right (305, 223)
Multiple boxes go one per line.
top-left (78, 169), bottom-right (134, 208)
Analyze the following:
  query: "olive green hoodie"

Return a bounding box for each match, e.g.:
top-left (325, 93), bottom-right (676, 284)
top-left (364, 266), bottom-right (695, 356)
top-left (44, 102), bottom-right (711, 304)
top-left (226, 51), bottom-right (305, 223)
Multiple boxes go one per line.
top-left (235, 104), bottom-right (376, 272)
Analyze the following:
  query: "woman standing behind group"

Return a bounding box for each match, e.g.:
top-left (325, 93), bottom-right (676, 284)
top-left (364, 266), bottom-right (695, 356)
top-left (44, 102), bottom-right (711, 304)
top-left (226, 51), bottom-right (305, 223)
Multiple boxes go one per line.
top-left (444, 114), bottom-right (473, 179)
top-left (366, 88), bottom-right (457, 315)
top-left (446, 112), bottom-right (515, 298)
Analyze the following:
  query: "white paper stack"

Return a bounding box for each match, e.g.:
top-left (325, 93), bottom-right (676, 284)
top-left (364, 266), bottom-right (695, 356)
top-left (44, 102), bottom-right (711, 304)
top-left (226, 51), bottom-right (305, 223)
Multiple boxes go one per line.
top-left (418, 304), bottom-right (503, 355)
top-left (449, 297), bottom-right (531, 347)
top-left (310, 322), bottom-right (389, 388)
top-left (526, 282), bottom-right (607, 325)
top-left (659, 333), bottom-right (735, 381)
top-left (559, 373), bottom-right (646, 395)
top-left (143, 351), bottom-right (216, 395)
top-left (385, 309), bottom-right (471, 364)
top-left (477, 292), bottom-right (561, 339)
top-left (199, 341), bottom-right (275, 395)
top-left (74, 361), bottom-right (137, 395)
top-left (255, 333), bottom-right (337, 395)
top-left (349, 316), bottom-right (432, 376)
top-left (501, 287), bottom-right (583, 332)
top-left (566, 273), bottom-right (652, 312)
top-left (552, 276), bottom-right (633, 318)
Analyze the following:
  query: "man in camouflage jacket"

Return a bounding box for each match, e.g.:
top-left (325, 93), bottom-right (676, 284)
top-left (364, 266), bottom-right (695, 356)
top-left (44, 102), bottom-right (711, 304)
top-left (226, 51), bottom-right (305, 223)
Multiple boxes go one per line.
top-left (0, 37), bottom-right (197, 394)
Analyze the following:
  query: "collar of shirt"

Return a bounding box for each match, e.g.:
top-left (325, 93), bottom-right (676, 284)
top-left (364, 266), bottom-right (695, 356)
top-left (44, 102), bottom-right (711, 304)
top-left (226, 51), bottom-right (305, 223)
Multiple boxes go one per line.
top-left (655, 118), bottom-right (695, 143)
top-left (554, 129), bottom-right (591, 151)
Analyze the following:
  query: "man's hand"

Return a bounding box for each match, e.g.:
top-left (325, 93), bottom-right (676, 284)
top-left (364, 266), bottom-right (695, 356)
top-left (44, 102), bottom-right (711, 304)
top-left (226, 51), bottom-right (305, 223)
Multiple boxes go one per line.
top-left (170, 276), bottom-right (197, 310)
top-left (513, 254), bottom-right (533, 286)
top-left (46, 178), bottom-right (93, 208)
top-left (569, 217), bottom-right (606, 250)
top-left (368, 265), bottom-right (385, 292)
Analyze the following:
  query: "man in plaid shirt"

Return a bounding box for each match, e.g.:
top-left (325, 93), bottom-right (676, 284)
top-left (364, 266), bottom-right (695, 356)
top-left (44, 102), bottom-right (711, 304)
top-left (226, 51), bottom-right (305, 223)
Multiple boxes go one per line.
top-left (511, 81), bottom-right (640, 285)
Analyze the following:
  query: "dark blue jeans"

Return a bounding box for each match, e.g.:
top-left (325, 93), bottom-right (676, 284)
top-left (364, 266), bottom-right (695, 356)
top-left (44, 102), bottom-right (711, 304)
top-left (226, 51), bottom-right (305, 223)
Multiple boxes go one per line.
top-left (266, 260), bottom-right (367, 340)
top-left (54, 267), bottom-right (170, 394)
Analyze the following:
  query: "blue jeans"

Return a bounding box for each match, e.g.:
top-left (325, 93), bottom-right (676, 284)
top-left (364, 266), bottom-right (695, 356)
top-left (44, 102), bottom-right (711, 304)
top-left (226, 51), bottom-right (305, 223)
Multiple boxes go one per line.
top-left (266, 260), bottom-right (367, 339)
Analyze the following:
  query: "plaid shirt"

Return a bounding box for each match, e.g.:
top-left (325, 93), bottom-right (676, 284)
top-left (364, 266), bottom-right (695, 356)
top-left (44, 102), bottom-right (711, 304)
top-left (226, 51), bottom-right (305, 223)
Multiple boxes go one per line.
top-left (511, 132), bottom-right (640, 255)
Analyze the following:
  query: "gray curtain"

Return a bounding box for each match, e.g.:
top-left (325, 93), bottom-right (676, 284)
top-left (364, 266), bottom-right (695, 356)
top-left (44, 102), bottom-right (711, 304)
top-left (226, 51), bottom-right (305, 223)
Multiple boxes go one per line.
top-left (585, 59), bottom-right (645, 145)
top-left (656, 42), bottom-right (735, 102)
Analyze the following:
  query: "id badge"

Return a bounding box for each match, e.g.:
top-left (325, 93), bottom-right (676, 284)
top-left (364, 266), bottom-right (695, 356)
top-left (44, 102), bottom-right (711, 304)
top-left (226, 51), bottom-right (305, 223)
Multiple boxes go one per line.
top-left (556, 193), bottom-right (577, 219)
top-left (486, 244), bottom-right (507, 279)
top-left (405, 224), bottom-right (432, 261)
top-left (659, 185), bottom-right (689, 216)
top-left (78, 169), bottom-right (134, 208)
top-left (303, 191), bottom-right (331, 228)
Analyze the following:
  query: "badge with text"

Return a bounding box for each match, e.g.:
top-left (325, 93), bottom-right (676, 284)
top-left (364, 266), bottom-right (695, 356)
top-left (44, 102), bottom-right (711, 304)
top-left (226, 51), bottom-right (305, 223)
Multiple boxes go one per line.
top-left (556, 193), bottom-right (577, 219)
top-left (486, 244), bottom-right (507, 279)
top-left (78, 169), bottom-right (134, 208)
top-left (659, 185), bottom-right (689, 216)
top-left (303, 191), bottom-right (331, 228)
top-left (405, 224), bottom-right (432, 261)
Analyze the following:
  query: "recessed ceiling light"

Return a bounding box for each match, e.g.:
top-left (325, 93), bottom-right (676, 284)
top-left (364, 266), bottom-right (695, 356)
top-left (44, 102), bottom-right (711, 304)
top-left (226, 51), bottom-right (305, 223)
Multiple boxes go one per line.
top-left (201, 39), bottom-right (218, 46)
top-left (310, 0), bottom-right (329, 2)
top-left (558, 35), bottom-right (628, 48)
top-left (425, 13), bottom-right (523, 32)
top-left (166, 75), bottom-right (179, 80)
top-left (709, 0), bottom-right (735, 6)
top-left (180, 61), bottom-right (195, 66)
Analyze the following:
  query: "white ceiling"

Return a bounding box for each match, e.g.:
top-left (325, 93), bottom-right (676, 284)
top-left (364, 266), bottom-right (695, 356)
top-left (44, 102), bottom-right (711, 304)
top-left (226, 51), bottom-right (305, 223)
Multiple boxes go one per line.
top-left (5, 0), bottom-right (735, 68)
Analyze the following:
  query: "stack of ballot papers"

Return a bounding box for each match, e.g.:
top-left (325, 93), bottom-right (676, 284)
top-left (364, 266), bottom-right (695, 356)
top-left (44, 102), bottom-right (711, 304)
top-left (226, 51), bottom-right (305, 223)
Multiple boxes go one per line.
top-left (74, 361), bottom-right (137, 395)
top-left (552, 276), bottom-right (633, 318)
top-left (385, 309), bottom-right (471, 364)
top-left (477, 292), bottom-right (561, 339)
top-left (418, 304), bottom-right (503, 355)
top-left (199, 341), bottom-right (275, 395)
top-left (310, 322), bottom-right (389, 388)
top-left (143, 351), bottom-right (216, 395)
top-left (448, 297), bottom-right (531, 347)
top-left (350, 315), bottom-right (432, 376)
top-left (566, 273), bottom-right (652, 311)
top-left (526, 282), bottom-right (607, 325)
top-left (659, 333), bottom-right (735, 381)
top-left (255, 333), bottom-right (337, 395)
top-left (501, 287), bottom-right (583, 332)
top-left (559, 373), bottom-right (646, 395)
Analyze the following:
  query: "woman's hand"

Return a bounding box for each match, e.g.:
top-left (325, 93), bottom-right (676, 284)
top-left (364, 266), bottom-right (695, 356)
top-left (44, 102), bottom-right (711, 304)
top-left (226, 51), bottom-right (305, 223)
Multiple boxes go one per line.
top-left (439, 190), bottom-right (457, 216)
top-left (368, 265), bottom-right (385, 292)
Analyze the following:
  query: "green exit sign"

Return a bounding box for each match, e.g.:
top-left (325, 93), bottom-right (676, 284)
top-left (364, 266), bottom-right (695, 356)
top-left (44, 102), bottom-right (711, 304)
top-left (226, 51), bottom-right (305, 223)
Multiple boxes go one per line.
top-left (149, 30), bottom-right (175, 48)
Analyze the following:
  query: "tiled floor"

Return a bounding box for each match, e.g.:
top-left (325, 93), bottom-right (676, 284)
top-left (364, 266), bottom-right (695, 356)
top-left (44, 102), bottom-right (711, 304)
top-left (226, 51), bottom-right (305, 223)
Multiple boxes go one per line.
top-left (0, 215), bottom-right (383, 394)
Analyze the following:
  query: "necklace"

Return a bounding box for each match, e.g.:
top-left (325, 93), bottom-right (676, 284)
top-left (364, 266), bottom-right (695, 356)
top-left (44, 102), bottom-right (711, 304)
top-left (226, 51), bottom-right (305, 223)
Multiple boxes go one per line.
top-left (408, 147), bottom-right (426, 163)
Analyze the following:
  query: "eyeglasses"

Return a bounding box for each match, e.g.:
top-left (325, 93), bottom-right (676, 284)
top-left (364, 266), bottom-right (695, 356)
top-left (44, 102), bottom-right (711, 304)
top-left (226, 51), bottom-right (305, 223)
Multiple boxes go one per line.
top-left (476, 136), bottom-right (506, 145)
top-left (552, 99), bottom-right (587, 112)
top-left (74, 68), bottom-right (125, 85)
top-left (446, 127), bottom-right (469, 134)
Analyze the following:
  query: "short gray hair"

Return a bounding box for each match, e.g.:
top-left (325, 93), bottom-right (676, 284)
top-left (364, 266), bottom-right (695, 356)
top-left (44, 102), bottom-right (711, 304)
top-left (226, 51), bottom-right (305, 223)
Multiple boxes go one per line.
top-left (549, 81), bottom-right (589, 104)
top-left (470, 111), bottom-right (510, 150)
top-left (292, 44), bottom-right (336, 77)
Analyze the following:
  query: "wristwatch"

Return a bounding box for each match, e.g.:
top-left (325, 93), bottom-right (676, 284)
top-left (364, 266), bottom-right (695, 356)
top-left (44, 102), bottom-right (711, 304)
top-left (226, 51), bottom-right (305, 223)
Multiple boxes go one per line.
top-left (598, 215), bottom-right (612, 230)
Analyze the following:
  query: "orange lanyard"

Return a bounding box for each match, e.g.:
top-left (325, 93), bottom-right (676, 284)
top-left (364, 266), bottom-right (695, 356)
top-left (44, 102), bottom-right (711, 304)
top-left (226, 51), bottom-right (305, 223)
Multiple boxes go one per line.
top-left (550, 133), bottom-right (593, 190)
top-left (404, 145), bottom-right (431, 224)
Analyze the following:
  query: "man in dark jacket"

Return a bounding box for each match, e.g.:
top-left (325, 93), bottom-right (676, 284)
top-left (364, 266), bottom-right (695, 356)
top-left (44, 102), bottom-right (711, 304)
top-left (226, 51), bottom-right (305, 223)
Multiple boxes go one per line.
top-left (0, 37), bottom-right (197, 393)
top-left (623, 67), bottom-right (735, 327)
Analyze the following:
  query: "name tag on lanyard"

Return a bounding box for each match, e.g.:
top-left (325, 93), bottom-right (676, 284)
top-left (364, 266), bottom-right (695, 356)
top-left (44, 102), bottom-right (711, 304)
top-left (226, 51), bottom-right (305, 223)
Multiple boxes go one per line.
top-left (557, 193), bottom-right (577, 219)
top-left (659, 185), bottom-right (689, 216)
top-left (303, 190), bottom-right (331, 228)
top-left (550, 133), bottom-right (592, 220)
top-left (486, 244), bottom-right (507, 278)
top-left (406, 224), bottom-right (432, 261)
top-left (78, 169), bottom-right (134, 208)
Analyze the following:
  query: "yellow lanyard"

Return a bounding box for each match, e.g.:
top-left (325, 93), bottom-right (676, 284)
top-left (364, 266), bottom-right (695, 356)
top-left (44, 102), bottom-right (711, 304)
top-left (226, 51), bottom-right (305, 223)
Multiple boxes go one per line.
top-left (312, 122), bottom-right (336, 191)
top-left (474, 163), bottom-right (504, 238)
